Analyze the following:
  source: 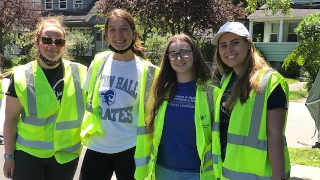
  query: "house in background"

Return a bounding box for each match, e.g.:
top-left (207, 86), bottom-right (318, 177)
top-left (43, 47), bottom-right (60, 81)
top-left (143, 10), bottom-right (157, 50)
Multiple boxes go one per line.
top-left (4, 0), bottom-right (107, 62)
top-left (247, 0), bottom-right (320, 70)
top-left (42, 0), bottom-right (106, 61)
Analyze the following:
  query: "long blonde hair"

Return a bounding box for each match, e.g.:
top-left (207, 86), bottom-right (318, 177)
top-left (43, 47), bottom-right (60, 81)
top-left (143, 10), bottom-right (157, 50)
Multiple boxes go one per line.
top-left (214, 37), bottom-right (269, 109)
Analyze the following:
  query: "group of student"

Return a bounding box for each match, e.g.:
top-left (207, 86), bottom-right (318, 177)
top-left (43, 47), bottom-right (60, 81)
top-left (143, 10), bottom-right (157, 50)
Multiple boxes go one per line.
top-left (1, 8), bottom-right (290, 180)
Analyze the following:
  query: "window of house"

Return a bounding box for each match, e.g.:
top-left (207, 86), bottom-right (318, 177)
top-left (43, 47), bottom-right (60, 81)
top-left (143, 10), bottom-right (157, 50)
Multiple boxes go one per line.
top-left (96, 31), bottom-right (106, 50)
top-left (288, 22), bottom-right (298, 42)
top-left (60, 0), bottom-right (67, 9)
top-left (96, 32), bottom-right (103, 41)
top-left (45, 0), bottom-right (53, 10)
top-left (270, 23), bottom-right (279, 42)
top-left (74, 0), bottom-right (83, 9)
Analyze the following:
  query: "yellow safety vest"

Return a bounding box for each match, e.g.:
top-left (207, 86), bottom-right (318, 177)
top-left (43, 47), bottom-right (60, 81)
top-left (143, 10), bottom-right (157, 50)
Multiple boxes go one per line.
top-left (134, 81), bottom-right (220, 180)
top-left (212, 68), bottom-right (291, 179)
top-left (80, 51), bottom-right (159, 147)
top-left (0, 79), bottom-right (3, 99)
top-left (14, 60), bottom-right (87, 164)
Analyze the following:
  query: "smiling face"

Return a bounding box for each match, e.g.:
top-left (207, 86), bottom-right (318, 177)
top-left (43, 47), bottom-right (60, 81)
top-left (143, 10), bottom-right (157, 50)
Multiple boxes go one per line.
top-left (218, 32), bottom-right (250, 75)
top-left (36, 25), bottom-right (65, 62)
top-left (106, 17), bottom-right (135, 51)
top-left (168, 40), bottom-right (195, 82)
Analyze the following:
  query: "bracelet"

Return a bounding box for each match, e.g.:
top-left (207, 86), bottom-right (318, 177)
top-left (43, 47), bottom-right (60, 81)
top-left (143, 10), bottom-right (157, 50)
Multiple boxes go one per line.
top-left (4, 154), bottom-right (14, 159)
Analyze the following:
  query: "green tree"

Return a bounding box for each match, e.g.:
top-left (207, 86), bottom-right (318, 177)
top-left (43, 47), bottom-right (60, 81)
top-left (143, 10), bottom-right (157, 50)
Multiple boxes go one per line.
top-left (246, 0), bottom-right (292, 15)
top-left (0, 0), bottom-right (41, 68)
top-left (67, 30), bottom-right (94, 59)
top-left (144, 33), bottom-right (171, 66)
top-left (95, 0), bottom-right (247, 41)
top-left (287, 13), bottom-right (320, 89)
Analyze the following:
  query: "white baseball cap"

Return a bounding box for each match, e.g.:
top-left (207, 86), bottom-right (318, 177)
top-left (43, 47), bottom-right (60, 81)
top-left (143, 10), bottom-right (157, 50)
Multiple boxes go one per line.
top-left (212, 22), bottom-right (250, 45)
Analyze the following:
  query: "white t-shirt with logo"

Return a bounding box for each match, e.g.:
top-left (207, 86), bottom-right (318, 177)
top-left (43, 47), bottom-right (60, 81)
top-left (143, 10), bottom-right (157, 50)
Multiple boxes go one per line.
top-left (83, 54), bottom-right (144, 153)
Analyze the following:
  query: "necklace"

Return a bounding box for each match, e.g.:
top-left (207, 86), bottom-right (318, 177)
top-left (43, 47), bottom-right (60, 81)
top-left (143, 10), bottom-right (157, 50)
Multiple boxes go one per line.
top-left (39, 54), bottom-right (62, 67)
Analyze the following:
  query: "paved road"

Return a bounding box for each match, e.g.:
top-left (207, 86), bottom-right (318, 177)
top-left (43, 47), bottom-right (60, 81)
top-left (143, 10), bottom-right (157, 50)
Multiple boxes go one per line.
top-left (0, 79), bottom-right (319, 179)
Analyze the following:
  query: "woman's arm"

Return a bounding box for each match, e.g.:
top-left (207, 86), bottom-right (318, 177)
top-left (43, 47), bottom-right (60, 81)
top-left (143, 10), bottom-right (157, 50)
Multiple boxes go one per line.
top-left (3, 96), bottom-right (23, 178)
top-left (267, 107), bottom-right (287, 180)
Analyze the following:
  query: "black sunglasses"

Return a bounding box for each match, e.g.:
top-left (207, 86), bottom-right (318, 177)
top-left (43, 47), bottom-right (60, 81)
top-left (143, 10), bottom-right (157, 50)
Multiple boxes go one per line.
top-left (41, 37), bottom-right (66, 47)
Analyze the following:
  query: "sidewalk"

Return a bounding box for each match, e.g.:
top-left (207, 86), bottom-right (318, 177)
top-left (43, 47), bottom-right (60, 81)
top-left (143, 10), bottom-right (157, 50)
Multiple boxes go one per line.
top-left (286, 102), bottom-right (320, 180)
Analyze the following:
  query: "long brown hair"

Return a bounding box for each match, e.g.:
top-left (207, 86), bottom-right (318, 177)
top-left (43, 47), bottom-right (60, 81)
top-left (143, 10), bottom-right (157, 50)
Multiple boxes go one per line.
top-left (214, 37), bottom-right (269, 109)
top-left (104, 9), bottom-right (147, 60)
top-left (146, 33), bottom-right (217, 133)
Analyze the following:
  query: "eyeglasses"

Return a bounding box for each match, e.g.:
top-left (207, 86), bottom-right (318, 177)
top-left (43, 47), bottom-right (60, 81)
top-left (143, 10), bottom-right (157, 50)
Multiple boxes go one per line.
top-left (40, 37), bottom-right (66, 47)
top-left (167, 49), bottom-right (191, 61)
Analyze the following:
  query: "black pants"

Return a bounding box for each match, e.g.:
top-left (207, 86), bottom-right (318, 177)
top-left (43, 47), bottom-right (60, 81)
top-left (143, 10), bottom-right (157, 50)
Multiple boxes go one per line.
top-left (80, 147), bottom-right (136, 180)
top-left (13, 150), bottom-right (79, 180)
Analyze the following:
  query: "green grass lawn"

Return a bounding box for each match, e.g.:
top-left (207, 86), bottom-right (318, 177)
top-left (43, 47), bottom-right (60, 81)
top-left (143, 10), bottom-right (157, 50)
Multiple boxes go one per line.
top-left (285, 78), bottom-right (308, 101)
top-left (289, 147), bottom-right (320, 167)
top-left (290, 90), bottom-right (308, 101)
top-left (285, 78), bottom-right (299, 84)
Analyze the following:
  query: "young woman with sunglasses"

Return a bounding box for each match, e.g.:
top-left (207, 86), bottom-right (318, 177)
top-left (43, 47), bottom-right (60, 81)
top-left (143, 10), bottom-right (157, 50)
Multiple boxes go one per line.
top-left (136, 33), bottom-right (220, 180)
top-left (79, 9), bottom-right (158, 180)
top-left (3, 16), bottom-right (87, 180)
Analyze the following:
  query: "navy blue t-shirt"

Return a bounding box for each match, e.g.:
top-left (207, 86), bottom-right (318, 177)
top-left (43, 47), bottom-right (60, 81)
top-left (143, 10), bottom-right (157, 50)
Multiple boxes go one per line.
top-left (157, 81), bottom-right (201, 172)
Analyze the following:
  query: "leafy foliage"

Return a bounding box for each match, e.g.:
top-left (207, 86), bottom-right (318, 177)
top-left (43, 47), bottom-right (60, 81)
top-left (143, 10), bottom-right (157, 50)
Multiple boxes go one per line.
top-left (246, 0), bottom-right (292, 16)
top-left (282, 49), bottom-right (302, 78)
top-left (0, 0), bottom-right (41, 67)
top-left (67, 30), bottom-right (94, 59)
top-left (144, 33), bottom-right (170, 66)
top-left (291, 13), bottom-right (320, 89)
top-left (95, 0), bottom-right (247, 41)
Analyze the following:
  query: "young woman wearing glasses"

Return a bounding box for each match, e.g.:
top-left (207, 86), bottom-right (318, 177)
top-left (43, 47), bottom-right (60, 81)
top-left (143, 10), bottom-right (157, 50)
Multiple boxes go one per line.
top-left (136, 33), bottom-right (220, 180)
top-left (3, 16), bottom-right (87, 180)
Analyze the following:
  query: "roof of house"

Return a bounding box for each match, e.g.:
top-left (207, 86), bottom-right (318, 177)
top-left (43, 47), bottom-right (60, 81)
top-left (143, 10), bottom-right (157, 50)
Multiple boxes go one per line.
top-left (248, 2), bottom-right (320, 21)
top-left (42, 1), bottom-right (103, 24)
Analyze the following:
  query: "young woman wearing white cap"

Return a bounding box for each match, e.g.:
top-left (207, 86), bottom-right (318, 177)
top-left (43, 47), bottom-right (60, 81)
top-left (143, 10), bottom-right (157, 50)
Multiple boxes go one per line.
top-left (211, 22), bottom-right (290, 180)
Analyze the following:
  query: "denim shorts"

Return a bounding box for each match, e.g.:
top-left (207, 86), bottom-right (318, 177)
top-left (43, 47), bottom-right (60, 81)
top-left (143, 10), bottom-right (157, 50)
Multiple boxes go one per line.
top-left (155, 164), bottom-right (200, 180)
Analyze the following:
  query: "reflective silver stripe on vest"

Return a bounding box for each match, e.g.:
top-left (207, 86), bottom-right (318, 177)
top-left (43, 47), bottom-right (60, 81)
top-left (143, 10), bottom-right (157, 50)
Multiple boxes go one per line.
top-left (206, 84), bottom-right (214, 125)
top-left (212, 154), bottom-right (218, 164)
top-left (23, 114), bottom-right (57, 126)
top-left (17, 134), bottom-right (54, 149)
top-left (59, 142), bottom-right (82, 152)
top-left (137, 126), bottom-right (147, 135)
top-left (86, 53), bottom-right (111, 113)
top-left (212, 122), bottom-right (220, 132)
top-left (203, 150), bottom-right (213, 172)
top-left (26, 63), bottom-right (37, 115)
top-left (223, 167), bottom-right (291, 180)
top-left (134, 65), bottom-right (156, 168)
top-left (135, 155), bottom-right (150, 167)
top-left (17, 134), bottom-right (81, 152)
top-left (227, 69), bottom-right (275, 150)
top-left (144, 65), bottom-right (156, 107)
top-left (56, 63), bottom-right (84, 130)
